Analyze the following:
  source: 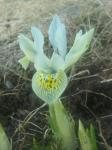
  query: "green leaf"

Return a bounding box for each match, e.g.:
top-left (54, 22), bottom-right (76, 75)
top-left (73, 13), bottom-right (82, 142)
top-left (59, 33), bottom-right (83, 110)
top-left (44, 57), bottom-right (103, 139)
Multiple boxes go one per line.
top-left (78, 120), bottom-right (92, 150)
top-left (18, 34), bottom-right (36, 62)
top-left (49, 102), bottom-right (60, 134)
top-left (89, 124), bottom-right (97, 150)
top-left (32, 138), bottom-right (52, 150)
top-left (18, 56), bottom-right (30, 70)
top-left (65, 28), bottom-right (94, 69)
top-left (0, 124), bottom-right (11, 150)
top-left (31, 27), bottom-right (44, 53)
top-left (32, 138), bottom-right (40, 150)
top-left (32, 70), bottom-right (67, 104)
top-left (49, 100), bottom-right (77, 150)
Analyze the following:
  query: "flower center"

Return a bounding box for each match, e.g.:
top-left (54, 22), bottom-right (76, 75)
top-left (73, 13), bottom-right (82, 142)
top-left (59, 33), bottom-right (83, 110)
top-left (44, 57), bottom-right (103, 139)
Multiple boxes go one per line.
top-left (37, 71), bottom-right (62, 90)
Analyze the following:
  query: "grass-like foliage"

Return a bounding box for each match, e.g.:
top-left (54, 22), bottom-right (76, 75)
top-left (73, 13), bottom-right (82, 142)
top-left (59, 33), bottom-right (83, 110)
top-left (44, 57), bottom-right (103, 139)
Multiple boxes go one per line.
top-left (78, 120), bottom-right (97, 150)
top-left (49, 100), bottom-right (77, 150)
top-left (0, 124), bottom-right (11, 150)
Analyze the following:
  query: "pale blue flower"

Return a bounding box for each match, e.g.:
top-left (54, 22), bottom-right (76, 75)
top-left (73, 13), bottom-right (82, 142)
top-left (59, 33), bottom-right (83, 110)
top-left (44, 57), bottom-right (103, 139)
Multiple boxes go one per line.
top-left (18, 15), bottom-right (94, 103)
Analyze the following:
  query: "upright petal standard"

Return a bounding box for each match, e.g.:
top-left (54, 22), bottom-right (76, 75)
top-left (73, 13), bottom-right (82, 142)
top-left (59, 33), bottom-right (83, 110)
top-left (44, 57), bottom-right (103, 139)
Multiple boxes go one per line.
top-left (48, 15), bottom-right (67, 58)
top-left (32, 70), bottom-right (67, 103)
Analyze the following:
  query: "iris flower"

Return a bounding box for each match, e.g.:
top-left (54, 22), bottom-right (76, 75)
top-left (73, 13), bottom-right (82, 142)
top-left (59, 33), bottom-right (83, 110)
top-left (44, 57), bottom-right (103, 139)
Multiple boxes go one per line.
top-left (18, 15), bottom-right (94, 104)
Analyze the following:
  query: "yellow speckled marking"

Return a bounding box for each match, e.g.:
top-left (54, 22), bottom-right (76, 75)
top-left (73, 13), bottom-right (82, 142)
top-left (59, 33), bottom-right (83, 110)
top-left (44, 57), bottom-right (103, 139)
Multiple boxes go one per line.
top-left (37, 71), bottom-right (62, 90)
top-left (32, 70), bottom-right (68, 103)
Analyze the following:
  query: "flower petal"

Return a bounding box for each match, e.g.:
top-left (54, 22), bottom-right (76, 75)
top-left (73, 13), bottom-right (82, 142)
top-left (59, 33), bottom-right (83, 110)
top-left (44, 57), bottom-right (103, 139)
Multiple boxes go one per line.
top-left (34, 53), bottom-right (50, 73)
top-left (50, 52), bottom-right (65, 71)
top-left (18, 34), bottom-right (36, 62)
top-left (48, 15), bottom-right (67, 57)
top-left (48, 15), bottom-right (59, 50)
top-left (32, 70), bottom-right (68, 103)
top-left (31, 26), bottom-right (44, 53)
top-left (65, 28), bottom-right (94, 69)
top-left (55, 22), bottom-right (67, 57)
top-left (18, 56), bottom-right (30, 70)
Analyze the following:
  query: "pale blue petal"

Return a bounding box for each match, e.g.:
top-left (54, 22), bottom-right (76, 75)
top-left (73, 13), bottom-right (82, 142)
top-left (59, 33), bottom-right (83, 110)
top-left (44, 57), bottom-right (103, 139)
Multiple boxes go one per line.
top-left (50, 52), bottom-right (65, 71)
top-left (48, 15), bottom-right (67, 57)
top-left (34, 53), bottom-right (51, 72)
top-left (65, 28), bottom-right (94, 69)
top-left (55, 22), bottom-right (67, 57)
top-left (32, 70), bottom-right (68, 103)
top-left (18, 34), bottom-right (36, 62)
top-left (31, 26), bottom-right (44, 52)
top-left (48, 15), bottom-right (60, 50)
top-left (18, 56), bottom-right (30, 70)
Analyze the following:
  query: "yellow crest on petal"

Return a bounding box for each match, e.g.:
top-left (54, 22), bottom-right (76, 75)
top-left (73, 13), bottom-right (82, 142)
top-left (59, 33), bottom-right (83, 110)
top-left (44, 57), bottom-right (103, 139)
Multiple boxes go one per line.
top-left (32, 70), bottom-right (67, 103)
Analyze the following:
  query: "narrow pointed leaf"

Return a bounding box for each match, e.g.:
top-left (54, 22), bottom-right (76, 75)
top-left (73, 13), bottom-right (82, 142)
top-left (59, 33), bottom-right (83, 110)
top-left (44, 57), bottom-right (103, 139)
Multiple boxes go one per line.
top-left (49, 102), bottom-right (60, 134)
top-left (18, 34), bottom-right (36, 62)
top-left (32, 70), bottom-right (67, 103)
top-left (65, 28), bottom-right (94, 69)
top-left (89, 124), bottom-right (97, 150)
top-left (32, 138), bottom-right (52, 150)
top-left (78, 120), bottom-right (92, 150)
top-left (32, 138), bottom-right (41, 150)
top-left (31, 27), bottom-right (44, 52)
top-left (18, 56), bottom-right (30, 70)
top-left (0, 124), bottom-right (11, 150)
top-left (49, 100), bottom-right (77, 150)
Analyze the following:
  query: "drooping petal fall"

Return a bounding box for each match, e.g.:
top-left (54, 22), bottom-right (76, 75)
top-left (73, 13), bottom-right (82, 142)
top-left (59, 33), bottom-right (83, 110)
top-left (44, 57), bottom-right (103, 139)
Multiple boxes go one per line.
top-left (18, 56), bottom-right (30, 70)
top-left (32, 70), bottom-right (68, 103)
top-left (18, 34), bottom-right (36, 62)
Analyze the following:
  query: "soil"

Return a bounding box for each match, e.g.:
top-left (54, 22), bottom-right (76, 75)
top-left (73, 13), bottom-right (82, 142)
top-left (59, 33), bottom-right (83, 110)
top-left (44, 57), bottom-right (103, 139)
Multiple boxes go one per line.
top-left (0, 0), bottom-right (112, 150)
